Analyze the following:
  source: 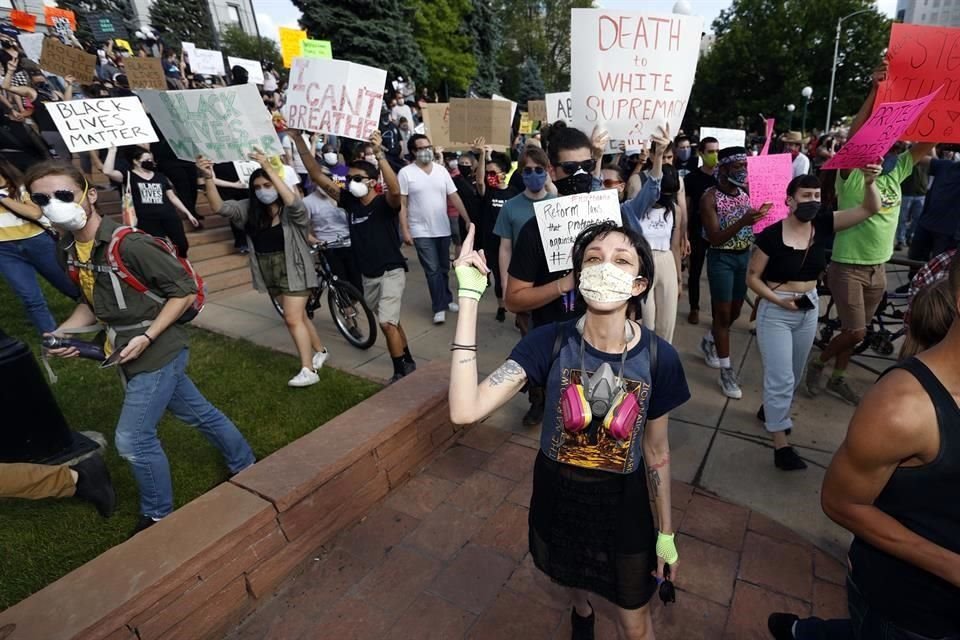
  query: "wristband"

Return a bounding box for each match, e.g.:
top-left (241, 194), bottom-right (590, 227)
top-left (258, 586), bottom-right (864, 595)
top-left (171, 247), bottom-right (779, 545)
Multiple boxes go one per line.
top-left (656, 531), bottom-right (679, 565)
top-left (455, 265), bottom-right (488, 301)
top-left (142, 333), bottom-right (154, 344)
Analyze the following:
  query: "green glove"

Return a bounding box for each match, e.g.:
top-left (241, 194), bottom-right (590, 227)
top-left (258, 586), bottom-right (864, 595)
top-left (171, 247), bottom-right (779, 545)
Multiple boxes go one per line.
top-left (656, 531), bottom-right (679, 565)
top-left (455, 265), bottom-right (488, 301)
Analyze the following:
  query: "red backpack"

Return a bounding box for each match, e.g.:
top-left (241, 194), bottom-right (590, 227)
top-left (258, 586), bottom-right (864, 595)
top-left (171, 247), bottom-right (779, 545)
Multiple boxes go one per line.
top-left (66, 226), bottom-right (206, 323)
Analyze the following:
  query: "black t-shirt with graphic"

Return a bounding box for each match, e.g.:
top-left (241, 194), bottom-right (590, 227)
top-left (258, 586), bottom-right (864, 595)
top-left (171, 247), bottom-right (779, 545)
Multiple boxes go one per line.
top-left (121, 170), bottom-right (176, 218)
top-left (480, 186), bottom-right (519, 252)
top-left (339, 190), bottom-right (406, 279)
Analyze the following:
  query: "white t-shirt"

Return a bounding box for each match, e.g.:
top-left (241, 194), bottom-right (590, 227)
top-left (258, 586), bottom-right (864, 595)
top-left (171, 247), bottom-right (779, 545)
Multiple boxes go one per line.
top-left (398, 162), bottom-right (457, 238)
top-left (638, 206), bottom-right (673, 252)
top-left (392, 103), bottom-right (414, 126)
top-left (280, 164), bottom-right (301, 191)
top-left (262, 70), bottom-right (278, 93)
top-left (304, 192), bottom-right (350, 245)
top-left (792, 152), bottom-right (811, 178)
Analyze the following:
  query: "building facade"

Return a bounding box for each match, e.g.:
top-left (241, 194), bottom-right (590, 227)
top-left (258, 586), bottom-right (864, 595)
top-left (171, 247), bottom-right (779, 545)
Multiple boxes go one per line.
top-left (896, 0), bottom-right (960, 27)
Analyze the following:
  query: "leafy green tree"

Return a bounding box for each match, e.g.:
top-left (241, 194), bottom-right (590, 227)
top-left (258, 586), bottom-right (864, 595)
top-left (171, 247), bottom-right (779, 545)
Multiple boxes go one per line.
top-left (411, 0), bottom-right (476, 97)
top-left (689, 0), bottom-right (889, 133)
top-left (517, 58), bottom-right (545, 104)
top-left (465, 0), bottom-right (501, 96)
top-left (220, 24), bottom-right (283, 70)
top-left (55, 0), bottom-right (136, 47)
top-left (494, 0), bottom-right (547, 99)
top-left (542, 0), bottom-right (594, 92)
top-left (149, 0), bottom-right (216, 49)
top-left (293, 0), bottom-right (426, 84)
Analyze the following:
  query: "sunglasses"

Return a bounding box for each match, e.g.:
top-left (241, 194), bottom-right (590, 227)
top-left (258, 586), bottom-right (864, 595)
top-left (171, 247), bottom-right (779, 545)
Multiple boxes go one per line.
top-left (602, 179), bottom-right (624, 188)
top-left (522, 166), bottom-right (545, 176)
top-left (30, 189), bottom-right (81, 207)
top-left (658, 564), bottom-right (676, 605)
top-left (558, 159), bottom-right (596, 175)
top-left (347, 175), bottom-right (369, 183)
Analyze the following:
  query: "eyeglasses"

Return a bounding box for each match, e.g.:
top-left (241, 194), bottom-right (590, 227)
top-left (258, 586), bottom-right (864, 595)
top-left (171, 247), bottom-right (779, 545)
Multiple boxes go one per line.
top-left (522, 166), bottom-right (545, 176)
top-left (558, 159), bottom-right (596, 175)
top-left (347, 175), bottom-right (369, 183)
top-left (30, 190), bottom-right (80, 207)
top-left (602, 179), bottom-right (624, 188)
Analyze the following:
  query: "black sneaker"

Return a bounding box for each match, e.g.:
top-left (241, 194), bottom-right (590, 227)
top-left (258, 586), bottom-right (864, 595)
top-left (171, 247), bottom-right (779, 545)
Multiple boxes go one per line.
top-left (768, 612), bottom-right (799, 639)
top-left (129, 515), bottom-right (158, 538)
top-left (496, 307), bottom-right (506, 322)
top-left (774, 447), bottom-right (808, 471)
top-left (402, 360), bottom-right (417, 375)
top-left (571, 602), bottom-right (595, 640)
top-left (71, 455), bottom-right (116, 518)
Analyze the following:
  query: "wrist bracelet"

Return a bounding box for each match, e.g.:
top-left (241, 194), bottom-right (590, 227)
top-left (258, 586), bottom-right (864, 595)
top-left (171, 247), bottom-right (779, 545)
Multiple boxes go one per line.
top-left (450, 343), bottom-right (477, 352)
top-left (143, 333), bottom-right (154, 344)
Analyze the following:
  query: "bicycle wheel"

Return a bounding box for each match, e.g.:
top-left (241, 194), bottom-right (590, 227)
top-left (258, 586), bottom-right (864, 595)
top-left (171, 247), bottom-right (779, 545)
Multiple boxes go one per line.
top-left (328, 281), bottom-right (377, 349)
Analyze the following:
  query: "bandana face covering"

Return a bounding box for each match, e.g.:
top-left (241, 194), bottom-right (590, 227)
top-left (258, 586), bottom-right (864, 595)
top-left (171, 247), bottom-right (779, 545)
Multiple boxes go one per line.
top-left (579, 262), bottom-right (640, 304)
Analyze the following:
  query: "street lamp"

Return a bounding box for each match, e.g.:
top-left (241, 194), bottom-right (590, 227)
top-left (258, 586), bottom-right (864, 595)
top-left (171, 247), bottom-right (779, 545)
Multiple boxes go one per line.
top-left (786, 104), bottom-right (796, 131)
top-left (801, 86), bottom-right (813, 137)
top-left (826, 9), bottom-right (872, 132)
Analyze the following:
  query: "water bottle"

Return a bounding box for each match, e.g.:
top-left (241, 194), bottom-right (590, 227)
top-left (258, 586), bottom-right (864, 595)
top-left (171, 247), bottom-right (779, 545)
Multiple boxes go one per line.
top-left (41, 336), bottom-right (106, 362)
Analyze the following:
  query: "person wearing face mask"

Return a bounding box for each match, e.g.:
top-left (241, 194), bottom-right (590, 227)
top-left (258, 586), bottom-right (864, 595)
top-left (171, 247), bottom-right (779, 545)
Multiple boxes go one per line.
top-left (31, 161), bottom-right (255, 537)
top-left (303, 168), bottom-right (362, 293)
top-left (780, 131), bottom-right (812, 178)
top-left (474, 150), bottom-right (519, 322)
top-left (700, 147), bottom-right (771, 400)
top-left (282, 130), bottom-right (318, 189)
top-left (450, 152), bottom-right (481, 256)
top-left (684, 137), bottom-right (720, 325)
top-left (102, 146), bottom-right (199, 257)
top-left (2, 53), bottom-right (72, 163)
top-left (673, 135), bottom-right (697, 178)
top-left (451, 220), bottom-right (690, 640)
top-left (201, 151), bottom-right (329, 388)
top-left (748, 167), bottom-right (882, 471)
top-left (398, 133), bottom-right (472, 324)
top-left (318, 143), bottom-right (348, 187)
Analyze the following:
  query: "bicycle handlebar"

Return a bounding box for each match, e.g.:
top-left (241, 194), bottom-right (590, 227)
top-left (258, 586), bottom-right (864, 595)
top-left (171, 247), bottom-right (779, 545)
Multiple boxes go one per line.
top-left (311, 238), bottom-right (349, 252)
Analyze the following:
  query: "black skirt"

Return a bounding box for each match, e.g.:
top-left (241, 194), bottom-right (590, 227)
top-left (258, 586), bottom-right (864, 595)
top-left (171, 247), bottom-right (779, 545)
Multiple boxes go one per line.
top-left (529, 450), bottom-right (657, 610)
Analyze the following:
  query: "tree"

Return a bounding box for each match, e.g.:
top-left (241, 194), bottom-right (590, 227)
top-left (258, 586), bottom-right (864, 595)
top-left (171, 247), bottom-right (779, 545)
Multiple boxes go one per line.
top-left (149, 0), bottom-right (216, 49)
top-left (689, 0), bottom-right (889, 134)
top-left (541, 0), bottom-right (594, 92)
top-left (465, 0), bottom-right (501, 96)
top-left (494, 0), bottom-right (547, 100)
top-left (293, 0), bottom-right (426, 86)
top-left (56, 0), bottom-right (136, 47)
top-left (220, 24), bottom-right (283, 71)
top-left (411, 0), bottom-right (476, 97)
top-left (516, 58), bottom-right (545, 104)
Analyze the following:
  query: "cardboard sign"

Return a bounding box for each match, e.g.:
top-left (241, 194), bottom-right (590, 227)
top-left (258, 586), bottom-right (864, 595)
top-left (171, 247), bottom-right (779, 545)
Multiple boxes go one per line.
top-left (747, 154), bottom-right (793, 233)
top-left (546, 91), bottom-right (573, 124)
top-left (823, 89), bottom-right (941, 170)
top-left (190, 48), bottom-right (225, 76)
top-left (227, 56), bottom-right (264, 84)
top-left (535, 190), bottom-right (623, 272)
top-left (39, 38), bottom-right (96, 83)
top-left (18, 33), bottom-right (44, 63)
top-left (125, 57), bottom-right (167, 90)
top-left (528, 100), bottom-right (547, 122)
top-left (47, 96), bottom-right (158, 152)
top-left (284, 57), bottom-right (386, 141)
top-left (759, 118), bottom-right (775, 156)
top-left (878, 23), bottom-right (960, 142)
top-left (492, 93), bottom-right (518, 123)
top-left (449, 98), bottom-right (513, 148)
top-left (571, 10), bottom-right (702, 146)
top-left (279, 26), bottom-right (306, 68)
top-left (519, 112), bottom-right (534, 135)
top-left (10, 10), bottom-right (37, 33)
top-left (301, 39), bottom-right (332, 59)
top-left (44, 6), bottom-right (76, 30)
top-left (86, 14), bottom-right (126, 41)
top-left (700, 126), bottom-right (746, 151)
top-left (137, 84), bottom-right (283, 162)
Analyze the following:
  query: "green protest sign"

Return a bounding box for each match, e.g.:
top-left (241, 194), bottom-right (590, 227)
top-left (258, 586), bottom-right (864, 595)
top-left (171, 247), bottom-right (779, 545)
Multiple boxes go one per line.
top-left (301, 39), bottom-right (332, 59)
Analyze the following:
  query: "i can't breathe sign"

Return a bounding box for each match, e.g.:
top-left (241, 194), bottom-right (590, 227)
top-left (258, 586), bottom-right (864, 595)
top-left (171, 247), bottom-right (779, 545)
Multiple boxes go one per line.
top-left (48, 97), bottom-right (158, 153)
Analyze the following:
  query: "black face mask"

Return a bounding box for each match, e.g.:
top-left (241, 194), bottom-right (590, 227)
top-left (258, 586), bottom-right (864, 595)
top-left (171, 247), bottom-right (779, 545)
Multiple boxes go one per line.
top-left (458, 165), bottom-right (473, 178)
top-left (140, 160), bottom-right (156, 171)
top-left (554, 171), bottom-right (593, 196)
top-left (794, 201), bottom-right (819, 222)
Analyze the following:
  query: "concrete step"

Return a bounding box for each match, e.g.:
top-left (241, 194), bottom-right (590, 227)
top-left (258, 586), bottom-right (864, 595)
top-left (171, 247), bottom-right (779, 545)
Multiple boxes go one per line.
top-left (189, 241), bottom-right (237, 262)
top-left (207, 282), bottom-right (255, 301)
top-left (203, 267), bottom-right (254, 294)
top-left (195, 253), bottom-right (249, 277)
top-left (186, 226), bottom-right (235, 247)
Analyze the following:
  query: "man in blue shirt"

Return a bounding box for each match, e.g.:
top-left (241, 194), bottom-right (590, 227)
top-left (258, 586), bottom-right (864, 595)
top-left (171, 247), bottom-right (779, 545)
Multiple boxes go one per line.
top-left (909, 147), bottom-right (958, 264)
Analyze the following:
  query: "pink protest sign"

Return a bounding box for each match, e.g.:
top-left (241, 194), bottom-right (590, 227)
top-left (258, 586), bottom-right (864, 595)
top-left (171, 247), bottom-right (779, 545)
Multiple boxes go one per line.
top-left (759, 118), bottom-right (775, 156)
top-left (748, 153), bottom-right (793, 233)
top-left (823, 88), bottom-right (941, 170)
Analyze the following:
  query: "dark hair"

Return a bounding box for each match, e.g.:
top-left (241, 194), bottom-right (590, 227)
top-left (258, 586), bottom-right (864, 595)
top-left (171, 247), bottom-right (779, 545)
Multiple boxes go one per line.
top-left (545, 121), bottom-right (592, 166)
top-left (675, 135), bottom-right (691, 146)
top-left (787, 174), bottom-right (821, 197)
top-left (487, 151), bottom-right (511, 174)
top-left (348, 160), bottom-right (379, 180)
top-left (519, 145), bottom-right (549, 168)
top-left (0, 158), bottom-right (24, 192)
top-left (244, 168), bottom-right (279, 235)
top-left (902, 279), bottom-right (956, 359)
top-left (407, 133), bottom-right (430, 155)
top-left (571, 221), bottom-right (655, 304)
top-left (321, 143), bottom-right (336, 155)
top-left (601, 164), bottom-right (625, 183)
top-left (128, 148), bottom-right (151, 163)
top-left (698, 136), bottom-right (719, 152)
top-left (644, 141), bottom-right (675, 171)
top-left (23, 161), bottom-right (88, 192)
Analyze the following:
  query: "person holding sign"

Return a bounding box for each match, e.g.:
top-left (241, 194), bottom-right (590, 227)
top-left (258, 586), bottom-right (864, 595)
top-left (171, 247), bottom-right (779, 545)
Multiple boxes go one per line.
top-left (450, 221), bottom-right (690, 640)
top-left (748, 166), bottom-right (881, 472)
top-left (3, 53), bottom-right (73, 163)
top-left (200, 150), bottom-right (329, 388)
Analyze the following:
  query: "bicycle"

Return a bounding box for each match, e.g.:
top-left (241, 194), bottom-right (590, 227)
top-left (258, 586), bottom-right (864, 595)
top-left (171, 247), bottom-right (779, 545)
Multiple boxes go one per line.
top-left (268, 239), bottom-right (378, 350)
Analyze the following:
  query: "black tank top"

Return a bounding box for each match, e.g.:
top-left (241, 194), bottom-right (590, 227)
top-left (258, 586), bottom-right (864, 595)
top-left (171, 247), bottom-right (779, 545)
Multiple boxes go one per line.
top-left (849, 358), bottom-right (960, 637)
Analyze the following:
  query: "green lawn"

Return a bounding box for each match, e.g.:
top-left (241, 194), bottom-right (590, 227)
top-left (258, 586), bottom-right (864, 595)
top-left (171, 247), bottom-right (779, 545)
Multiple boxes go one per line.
top-left (0, 280), bottom-right (381, 611)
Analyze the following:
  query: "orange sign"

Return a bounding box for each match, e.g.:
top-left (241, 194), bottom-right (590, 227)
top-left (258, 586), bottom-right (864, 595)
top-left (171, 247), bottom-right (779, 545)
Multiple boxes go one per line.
top-left (44, 7), bottom-right (77, 31)
top-left (10, 10), bottom-right (37, 32)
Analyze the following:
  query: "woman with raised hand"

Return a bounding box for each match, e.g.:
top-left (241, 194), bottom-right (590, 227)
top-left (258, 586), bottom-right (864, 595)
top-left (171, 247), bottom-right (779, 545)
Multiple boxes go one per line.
top-left (199, 150), bottom-right (328, 388)
top-left (450, 221), bottom-right (691, 640)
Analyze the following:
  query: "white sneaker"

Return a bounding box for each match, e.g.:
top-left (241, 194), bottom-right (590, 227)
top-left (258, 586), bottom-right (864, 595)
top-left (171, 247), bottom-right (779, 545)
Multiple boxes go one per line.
top-left (312, 349), bottom-right (329, 370)
top-left (433, 311), bottom-right (446, 324)
top-left (719, 367), bottom-right (743, 399)
top-left (288, 367), bottom-right (319, 387)
top-left (700, 335), bottom-right (721, 369)
top-left (448, 302), bottom-right (459, 312)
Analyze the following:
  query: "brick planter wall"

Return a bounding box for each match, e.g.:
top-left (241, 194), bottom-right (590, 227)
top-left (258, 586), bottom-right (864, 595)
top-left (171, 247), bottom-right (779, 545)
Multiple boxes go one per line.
top-left (0, 361), bottom-right (463, 640)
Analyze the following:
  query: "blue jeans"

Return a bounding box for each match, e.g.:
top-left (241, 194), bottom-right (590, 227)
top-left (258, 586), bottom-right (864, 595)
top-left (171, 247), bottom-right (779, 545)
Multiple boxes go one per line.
top-left (413, 236), bottom-right (452, 313)
top-left (898, 195), bottom-right (925, 245)
top-left (0, 233), bottom-right (80, 334)
top-left (755, 290), bottom-right (819, 432)
top-left (116, 349), bottom-right (255, 518)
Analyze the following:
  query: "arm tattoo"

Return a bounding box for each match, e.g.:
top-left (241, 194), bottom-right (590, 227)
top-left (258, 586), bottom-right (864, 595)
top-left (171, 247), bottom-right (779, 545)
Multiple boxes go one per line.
top-left (649, 453), bottom-right (670, 471)
top-left (457, 355), bottom-right (476, 364)
top-left (488, 360), bottom-right (525, 387)
top-left (648, 468), bottom-right (662, 498)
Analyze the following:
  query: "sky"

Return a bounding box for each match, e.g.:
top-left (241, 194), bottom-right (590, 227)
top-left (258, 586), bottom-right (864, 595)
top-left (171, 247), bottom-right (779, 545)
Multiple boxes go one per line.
top-left (251, 0), bottom-right (899, 44)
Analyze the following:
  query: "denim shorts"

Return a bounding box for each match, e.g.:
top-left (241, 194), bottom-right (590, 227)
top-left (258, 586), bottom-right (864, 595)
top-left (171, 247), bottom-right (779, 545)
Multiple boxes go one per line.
top-left (706, 249), bottom-right (750, 303)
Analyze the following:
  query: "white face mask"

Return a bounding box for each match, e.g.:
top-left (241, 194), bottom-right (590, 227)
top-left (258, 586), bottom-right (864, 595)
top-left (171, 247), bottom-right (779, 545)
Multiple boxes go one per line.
top-left (364, 154), bottom-right (377, 165)
top-left (416, 149), bottom-right (434, 165)
top-left (43, 199), bottom-right (88, 232)
top-left (323, 152), bottom-right (339, 166)
top-left (578, 263), bottom-right (640, 304)
top-left (255, 188), bottom-right (279, 204)
top-left (348, 180), bottom-right (369, 199)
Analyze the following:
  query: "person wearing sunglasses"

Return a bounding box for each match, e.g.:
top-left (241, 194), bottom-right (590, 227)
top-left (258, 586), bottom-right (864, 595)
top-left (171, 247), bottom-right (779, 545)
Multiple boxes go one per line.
top-left (30, 161), bottom-right (255, 537)
top-left (474, 149), bottom-right (518, 323)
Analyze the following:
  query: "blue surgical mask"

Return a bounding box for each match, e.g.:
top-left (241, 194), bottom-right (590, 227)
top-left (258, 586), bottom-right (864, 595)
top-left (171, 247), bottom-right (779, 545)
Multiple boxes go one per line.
top-left (522, 170), bottom-right (548, 193)
top-left (677, 148), bottom-right (692, 162)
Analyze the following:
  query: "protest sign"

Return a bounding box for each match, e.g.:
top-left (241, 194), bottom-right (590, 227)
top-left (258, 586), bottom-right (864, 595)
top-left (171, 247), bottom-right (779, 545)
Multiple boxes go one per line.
top-left (125, 57), bottom-right (167, 90)
top-left (570, 10), bottom-right (702, 146)
top-left (759, 118), bottom-right (775, 155)
top-left (181, 41), bottom-right (197, 63)
top-left (47, 96), bottom-right (158, 153)
top-left (114, 39), bottom-right (133, 54)
top-left (528, 100), bottom-right (547, 122)
top-left (284, 57), bottom-right (386, 141)
top-left (137, 84), bottom-right (283, 163)
top-left (519, 112), bottom-right (533, 134)
top-left (10, 10), bottom-right (36, 32)
top-left (700, 127), bottom-right (746, 151)
top-left (449, 98), bottom-right (513, 148)
top-left (301, 39), bottom-right (332, 59)
top-left (227, 56), bottom-right (264, 84)
top-left (18, 33), bottom-right (44, 63)
top-left (546, 91), bottom-right (573, 124)
top-left (52, 18), bottom-right (73, 43)
top-left (747, 154), bottom-right (793, 233)
top-left (39, 38), bottom-right (96, 83)
top-left (279, 27), bottom-right (307, 68)
top-left (535, 190), bottom-right (622, 272)
top-left (234, 160), bottom-right (260, 182)
top-left (86, 14), bottom-right (126, 41)
top-left (492, 93), bottom-right (518, 123)
top-left (191, 48), bottom-right (225, 76)
top-left (878, 23), bottom-right (960, 142)
top-left (823, 88), bottom-right (941, 170)
top-left (44, 6), bottom-right (76, 30)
